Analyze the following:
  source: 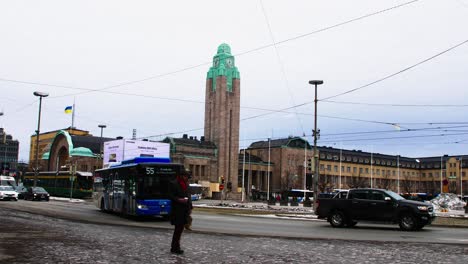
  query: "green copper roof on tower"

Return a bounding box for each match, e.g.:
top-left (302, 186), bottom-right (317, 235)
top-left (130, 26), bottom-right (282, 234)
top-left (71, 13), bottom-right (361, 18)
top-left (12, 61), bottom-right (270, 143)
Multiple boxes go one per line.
top-left (207, 43), bottom-right (240, 92)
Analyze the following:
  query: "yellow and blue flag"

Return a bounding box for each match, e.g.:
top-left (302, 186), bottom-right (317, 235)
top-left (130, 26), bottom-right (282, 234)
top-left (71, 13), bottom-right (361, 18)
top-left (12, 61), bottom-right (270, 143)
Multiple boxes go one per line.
top-left (64, 106), bottom-right (73, 114)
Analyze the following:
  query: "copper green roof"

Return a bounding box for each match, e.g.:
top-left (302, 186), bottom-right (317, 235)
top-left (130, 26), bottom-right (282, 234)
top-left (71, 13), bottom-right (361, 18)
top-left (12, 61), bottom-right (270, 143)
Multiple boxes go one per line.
top-left (70, 147), bottom-right (95, 157)
top-left (207, 43), bottom-right (240, 92)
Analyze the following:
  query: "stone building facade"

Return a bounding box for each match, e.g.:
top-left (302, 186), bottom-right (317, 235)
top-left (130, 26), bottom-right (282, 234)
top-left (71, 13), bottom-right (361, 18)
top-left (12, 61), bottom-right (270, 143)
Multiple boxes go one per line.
top-left (246, 137), bottom-right (467, 196)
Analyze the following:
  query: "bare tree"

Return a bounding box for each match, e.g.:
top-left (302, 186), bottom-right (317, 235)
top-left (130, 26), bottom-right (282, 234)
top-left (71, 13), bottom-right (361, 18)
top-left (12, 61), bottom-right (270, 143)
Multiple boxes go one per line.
top-left (347, 172), bottom-right (367, 189)
top-left (318, 171), bottom-right (335, 193)
top-left (379, 171), bottom-right (391, 190)
top-left (401, 173), bottom-right (414, 194)
top-left (448, 180), bottom-right (457, 193)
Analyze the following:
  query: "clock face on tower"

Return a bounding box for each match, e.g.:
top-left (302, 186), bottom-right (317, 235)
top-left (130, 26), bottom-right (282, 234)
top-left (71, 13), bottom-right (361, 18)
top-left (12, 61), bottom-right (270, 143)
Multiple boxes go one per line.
top-left (226, 58), bottom-right (233, 68)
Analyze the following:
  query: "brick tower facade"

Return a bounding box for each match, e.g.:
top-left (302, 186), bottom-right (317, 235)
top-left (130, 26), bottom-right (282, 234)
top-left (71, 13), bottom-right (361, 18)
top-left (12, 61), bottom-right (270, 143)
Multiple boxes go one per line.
top-left (204, 43), bottom-right (241, 192)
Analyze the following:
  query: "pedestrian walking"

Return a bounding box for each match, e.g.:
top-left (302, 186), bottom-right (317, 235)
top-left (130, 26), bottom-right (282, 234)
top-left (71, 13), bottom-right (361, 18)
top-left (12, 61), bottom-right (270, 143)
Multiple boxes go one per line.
top-left (168, 169), bottom-right (193, 254)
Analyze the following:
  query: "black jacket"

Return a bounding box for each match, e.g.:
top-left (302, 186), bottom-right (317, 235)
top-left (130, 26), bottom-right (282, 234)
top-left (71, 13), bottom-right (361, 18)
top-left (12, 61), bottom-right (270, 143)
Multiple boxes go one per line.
top-left (168, 177), bottom-right (193, 225)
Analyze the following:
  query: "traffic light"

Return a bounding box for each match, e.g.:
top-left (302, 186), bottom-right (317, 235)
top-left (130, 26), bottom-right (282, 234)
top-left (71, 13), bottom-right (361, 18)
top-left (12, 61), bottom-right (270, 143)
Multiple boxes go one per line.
top-left (307, 158), bottom-right (312, 171)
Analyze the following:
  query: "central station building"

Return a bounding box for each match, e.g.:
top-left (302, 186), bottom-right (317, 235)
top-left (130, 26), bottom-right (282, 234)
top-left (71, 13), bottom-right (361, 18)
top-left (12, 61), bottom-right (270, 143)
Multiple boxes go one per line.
top-left (28, 44), bottom-right (467, 199)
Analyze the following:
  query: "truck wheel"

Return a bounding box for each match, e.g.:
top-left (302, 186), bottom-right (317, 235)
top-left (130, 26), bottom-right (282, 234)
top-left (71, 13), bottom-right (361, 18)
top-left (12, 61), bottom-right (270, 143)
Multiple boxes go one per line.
top-left (399, 213), bottom-right (417, 231)
top-left (329, 211), bottom-right (346, 228)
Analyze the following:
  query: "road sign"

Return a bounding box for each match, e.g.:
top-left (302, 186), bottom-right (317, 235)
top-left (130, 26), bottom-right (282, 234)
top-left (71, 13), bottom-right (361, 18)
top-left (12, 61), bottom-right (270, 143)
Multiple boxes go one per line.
top-left (219, 184), bottom-right (224, 191)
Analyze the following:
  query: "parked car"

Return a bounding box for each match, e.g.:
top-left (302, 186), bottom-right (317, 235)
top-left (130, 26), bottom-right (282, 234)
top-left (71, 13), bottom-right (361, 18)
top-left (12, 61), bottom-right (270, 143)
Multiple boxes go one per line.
top-left (15, 186), bottom-right (28, 199)
top-left (0, 185), bottom-right (19, 201)
top-left (316, 188), bottom-right (436, 231)
top-left (24, 187), bottom-right (50, 201)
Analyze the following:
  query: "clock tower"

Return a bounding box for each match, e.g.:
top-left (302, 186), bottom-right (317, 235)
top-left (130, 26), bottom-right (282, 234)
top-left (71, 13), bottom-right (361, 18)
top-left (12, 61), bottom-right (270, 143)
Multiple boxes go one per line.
top-left (205, 43), bottom-right (241, 194)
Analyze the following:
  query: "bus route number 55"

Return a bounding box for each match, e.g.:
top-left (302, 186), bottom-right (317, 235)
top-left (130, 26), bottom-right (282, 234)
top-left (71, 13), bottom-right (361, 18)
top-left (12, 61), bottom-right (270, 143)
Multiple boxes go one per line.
top-left (146, 168), bottom-right (155, 175)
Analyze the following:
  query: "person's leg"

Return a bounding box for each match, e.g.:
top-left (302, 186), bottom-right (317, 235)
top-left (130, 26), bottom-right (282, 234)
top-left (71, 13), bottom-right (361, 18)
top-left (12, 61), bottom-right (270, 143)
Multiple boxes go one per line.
top-left (171, 224), bottom-right (184, 253)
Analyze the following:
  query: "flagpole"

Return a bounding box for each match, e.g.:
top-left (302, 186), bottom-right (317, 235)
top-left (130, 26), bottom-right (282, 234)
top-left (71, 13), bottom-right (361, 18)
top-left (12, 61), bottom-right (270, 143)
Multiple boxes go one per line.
top-left (71, 98), bottom-right (75, 129)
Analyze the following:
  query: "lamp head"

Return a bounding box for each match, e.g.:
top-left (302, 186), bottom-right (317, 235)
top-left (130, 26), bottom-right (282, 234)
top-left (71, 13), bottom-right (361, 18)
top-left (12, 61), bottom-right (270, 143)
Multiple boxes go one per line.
top-left (309, 80), bottom-right (324, 85)
top-left (33, 91), bottom-right (49, 97)
top-left (98, 125), bottom-right (107, 129)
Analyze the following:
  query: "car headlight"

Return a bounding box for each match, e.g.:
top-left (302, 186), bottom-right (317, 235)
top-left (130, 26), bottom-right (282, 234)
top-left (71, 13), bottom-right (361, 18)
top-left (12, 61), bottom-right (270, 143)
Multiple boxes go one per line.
top-left (137, 204), bottom-right (148, 209)
top-left (34, 193), bottom-right (37, 196)
top-left (417, 205), bottom-right (428, 211)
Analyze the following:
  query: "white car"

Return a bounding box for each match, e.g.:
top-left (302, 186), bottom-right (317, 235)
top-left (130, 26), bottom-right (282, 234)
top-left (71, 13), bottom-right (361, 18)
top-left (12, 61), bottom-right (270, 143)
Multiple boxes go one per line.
top-left (0, 185), bottom-right (19, 201)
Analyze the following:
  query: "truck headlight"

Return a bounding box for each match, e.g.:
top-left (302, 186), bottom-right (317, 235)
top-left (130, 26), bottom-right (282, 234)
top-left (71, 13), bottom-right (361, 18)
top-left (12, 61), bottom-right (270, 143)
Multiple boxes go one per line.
top-left (137, 204), bottom-right (148, 209)
top-left (417, 206), bottom-right (428, 211)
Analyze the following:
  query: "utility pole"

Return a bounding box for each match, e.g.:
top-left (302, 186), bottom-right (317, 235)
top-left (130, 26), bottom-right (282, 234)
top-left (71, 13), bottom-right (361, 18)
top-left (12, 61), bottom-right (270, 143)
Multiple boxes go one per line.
top-left (309, 80), bottom-right (323, 210)
top-left (98, 124), bottom-right (106, 168)
top-left (33, 91), bottom-right (49, 187)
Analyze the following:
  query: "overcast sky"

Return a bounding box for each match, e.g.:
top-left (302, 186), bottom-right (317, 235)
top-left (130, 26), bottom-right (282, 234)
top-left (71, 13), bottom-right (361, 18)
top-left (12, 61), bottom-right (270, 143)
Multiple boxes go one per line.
top-left (1, 0), bottom-right (467, 162)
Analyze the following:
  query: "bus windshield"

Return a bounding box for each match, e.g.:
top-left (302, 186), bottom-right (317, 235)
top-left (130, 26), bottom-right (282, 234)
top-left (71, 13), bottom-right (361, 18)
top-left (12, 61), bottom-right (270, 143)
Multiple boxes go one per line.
top-left (137, 174), bottom-right (173, 199)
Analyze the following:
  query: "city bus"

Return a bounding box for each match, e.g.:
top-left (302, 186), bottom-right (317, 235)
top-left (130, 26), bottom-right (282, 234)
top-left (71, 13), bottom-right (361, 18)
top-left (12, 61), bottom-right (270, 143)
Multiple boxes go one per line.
top-left (288, 189), bottom-right (314, 202)
top-left (93, 157), bottom-right (186, 217)
top-left (189, 183), bottom-right (203, 201)
top-left (23, 171), bottom-right (93, 198)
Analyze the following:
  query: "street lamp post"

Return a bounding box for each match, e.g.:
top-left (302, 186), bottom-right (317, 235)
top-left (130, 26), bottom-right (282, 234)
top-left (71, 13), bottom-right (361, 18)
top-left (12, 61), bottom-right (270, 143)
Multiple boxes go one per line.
top-left (397, 155), bottom-right (400, 194)
top-left (98, 124), bottom-right (106, 168)
top-left (309, 80), bottom-right (323, 210)
top-left (33, 91), bottom-right (49, 187)
top-left (415, 159), bottom-right (420, 193)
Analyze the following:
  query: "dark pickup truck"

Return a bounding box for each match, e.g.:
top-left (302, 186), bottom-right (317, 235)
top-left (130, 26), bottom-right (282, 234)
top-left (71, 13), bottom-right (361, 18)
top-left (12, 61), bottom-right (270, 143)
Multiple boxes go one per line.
top-left (315, 188), bottom-right (436, 231)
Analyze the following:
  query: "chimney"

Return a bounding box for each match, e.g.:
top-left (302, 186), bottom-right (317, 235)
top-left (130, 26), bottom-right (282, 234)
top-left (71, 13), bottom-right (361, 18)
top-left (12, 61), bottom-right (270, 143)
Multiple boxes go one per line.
top-left (189, 136), bottom-right (193, 140)
top-left (200, 136), bottom-right (205, 142)
top-left (183, 134), bottom-right (188, 139)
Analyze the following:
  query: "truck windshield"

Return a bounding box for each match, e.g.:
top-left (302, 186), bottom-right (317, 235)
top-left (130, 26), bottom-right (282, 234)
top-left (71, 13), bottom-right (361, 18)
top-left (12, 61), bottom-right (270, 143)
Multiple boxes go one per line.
top-left (385, 190), bottom-right (405, 200)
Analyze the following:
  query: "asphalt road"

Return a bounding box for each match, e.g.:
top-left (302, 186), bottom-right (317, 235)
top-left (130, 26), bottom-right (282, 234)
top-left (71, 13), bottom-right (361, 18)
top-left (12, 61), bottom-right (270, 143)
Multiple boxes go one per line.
top-left (1, 203), bottom-right (467, 264)
top-left (1, 200), bottom-right (467, 245)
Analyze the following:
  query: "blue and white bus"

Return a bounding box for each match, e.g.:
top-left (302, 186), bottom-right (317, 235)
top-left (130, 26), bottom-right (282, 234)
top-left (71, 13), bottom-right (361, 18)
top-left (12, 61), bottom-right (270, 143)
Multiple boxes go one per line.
top-left (93, 157), bottom-right (186, 217)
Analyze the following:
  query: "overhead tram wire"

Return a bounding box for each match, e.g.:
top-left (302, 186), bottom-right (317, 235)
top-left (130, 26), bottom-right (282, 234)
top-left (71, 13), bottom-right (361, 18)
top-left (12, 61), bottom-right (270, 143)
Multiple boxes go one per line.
top-left (321, 100), bottom-right (468, 107)
top-left (0, 0), bottom-right (421, 99)
top-left (320, 38), bottom-right (468, 101)
top-left (318, 132), bottom-right (468, 144)
top-left (239, 38), bottom-right (468, 122)
top-left (319, 125), bottom-right (468, 138)
top-left (260, 0), bottom-right (305, 135)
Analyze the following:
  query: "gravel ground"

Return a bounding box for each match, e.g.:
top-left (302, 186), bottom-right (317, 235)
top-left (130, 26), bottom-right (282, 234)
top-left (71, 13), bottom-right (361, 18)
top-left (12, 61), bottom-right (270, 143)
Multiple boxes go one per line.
top-left (1, 208), bottom-right (467, 264)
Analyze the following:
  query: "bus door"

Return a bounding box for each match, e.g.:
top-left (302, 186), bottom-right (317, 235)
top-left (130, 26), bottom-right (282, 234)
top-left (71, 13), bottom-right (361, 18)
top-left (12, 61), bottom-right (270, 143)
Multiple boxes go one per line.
top-left (125, 172), bottom-right (137, 215)
top-left (112, 172), bottom-right (125, 212)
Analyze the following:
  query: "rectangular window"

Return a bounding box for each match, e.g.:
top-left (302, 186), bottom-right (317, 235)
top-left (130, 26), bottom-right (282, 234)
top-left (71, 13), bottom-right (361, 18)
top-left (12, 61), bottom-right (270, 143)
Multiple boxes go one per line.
top-left (353, 167), bottom-right (357, 173)
top-left (327, 165), bottom-right (331, 171)
top-left (349, 190), bottom-right (368, 199)
top-left (377, 169), bottom-right (380, 175)
top-left (341, 166), bottom-right (344, 172)
top-left (320, 164), bottom-right (325, 171)
top-left (347, 167), bottom-right (351, 173)
top-left (334, 165), bottom-right (338, 172)
top-left (359, 168), bottom-right (363, 174)
top-left (365, 168), bottom-right (369, 174)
